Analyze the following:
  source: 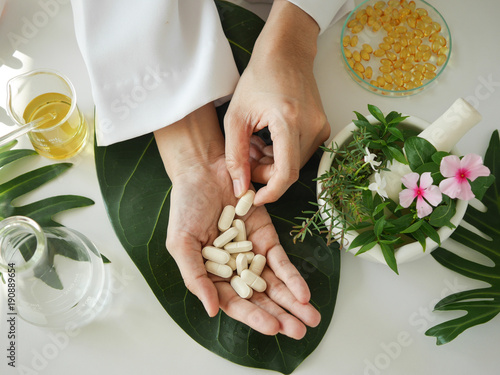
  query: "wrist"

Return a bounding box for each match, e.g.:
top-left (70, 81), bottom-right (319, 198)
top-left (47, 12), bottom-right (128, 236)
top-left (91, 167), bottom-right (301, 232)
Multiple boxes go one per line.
top-left (154, 103), bottom-right (224, 182)
top-left (254, 0), bottom-right (319, 62)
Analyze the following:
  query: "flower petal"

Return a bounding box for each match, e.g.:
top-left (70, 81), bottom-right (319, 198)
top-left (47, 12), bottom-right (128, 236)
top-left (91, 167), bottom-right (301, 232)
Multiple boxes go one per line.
top-left (439, 177), bottom-right (462, 199)
top-left (456, 181), bottom-right (475, 200)
top-left (424, 185), bottom-right (442, 207)
top-left (460, 154), bottom-right (491, 181)
top-left (399, 188), bottom-right (416, 208)
top-left (416, 196), bottom-right (433, 218)
top-left (440, 155), bottom-right (461, 178)
top-left (419, 172), bottom-right (434, 189)
top-left (401, 172), bottom-right (419, 189)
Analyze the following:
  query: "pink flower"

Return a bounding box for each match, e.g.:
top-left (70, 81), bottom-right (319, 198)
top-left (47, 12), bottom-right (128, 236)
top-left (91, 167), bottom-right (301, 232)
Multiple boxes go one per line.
top-left (399, 172), bottom-right (442, 218)
top-left (439, 154), bottom-right (490, 200)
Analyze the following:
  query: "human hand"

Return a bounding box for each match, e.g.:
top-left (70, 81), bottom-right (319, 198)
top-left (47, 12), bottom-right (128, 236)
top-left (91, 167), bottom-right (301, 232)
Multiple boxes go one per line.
top-left (224, 0), bottom-right (330, 206)
top-left (154, 103), bottom-right (320, 339)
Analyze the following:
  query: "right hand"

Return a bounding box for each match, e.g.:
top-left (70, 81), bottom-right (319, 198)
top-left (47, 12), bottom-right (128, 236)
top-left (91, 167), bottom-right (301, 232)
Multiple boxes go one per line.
top-left (154, 103), bottom-right (320, 339)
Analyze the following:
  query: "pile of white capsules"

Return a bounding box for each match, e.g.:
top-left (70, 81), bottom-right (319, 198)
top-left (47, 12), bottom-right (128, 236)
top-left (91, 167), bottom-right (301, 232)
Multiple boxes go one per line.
top-left (203, 190), bottom-right (267, 299)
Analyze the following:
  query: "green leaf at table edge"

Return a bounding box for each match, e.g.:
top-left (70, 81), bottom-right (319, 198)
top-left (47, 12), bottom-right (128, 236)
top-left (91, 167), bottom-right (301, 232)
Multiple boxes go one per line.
top-left (0, 147), bottom-right (100, 288)
top-left (425, 130), bottom-right (500, 345)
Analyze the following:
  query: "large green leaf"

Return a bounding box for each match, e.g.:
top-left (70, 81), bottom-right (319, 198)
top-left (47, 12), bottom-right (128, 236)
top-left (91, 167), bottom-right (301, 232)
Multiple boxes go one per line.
top-left (95, 134), bottom-right (340, 374)
top-left (215, 0), bottom-right (265, 74)
top-left (425, 130), bottom-right (500, 345)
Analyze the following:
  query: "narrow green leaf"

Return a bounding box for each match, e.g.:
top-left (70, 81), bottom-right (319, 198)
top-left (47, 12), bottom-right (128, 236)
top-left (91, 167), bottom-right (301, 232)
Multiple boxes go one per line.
top-left (380, 243), bottom-right (398, 274)
top-left (368, 104), bottom-right (386, 125)
top-left (374, 216), bottom-right (386, 238)
top-left (387, 145), bottom-right (408, 164)
top-left (0, 149), bottom-right (38, 168)
top-left (373, 202), bottom-right (390, 216)
top-left (400, 219), bottom-right (423, 233)
top-left (412, 229), bottom-right (427, 251)
top-left (348, 230), bottom-right (377, 250)
top-left (355, 241), bottom-right (378, 255)
top-left (387, 127), bottom-right (405, 141)
top-left (0, 163), bottom-right (72, 206)
top-left (420, 221), bottom-right (441, 245)
top-left (14, 195), bottom-right (94, 227)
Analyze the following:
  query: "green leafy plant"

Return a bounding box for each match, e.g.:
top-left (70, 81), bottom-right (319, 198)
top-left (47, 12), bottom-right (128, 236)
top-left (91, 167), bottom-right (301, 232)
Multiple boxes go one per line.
top-left (293, 105), bottom-right (494, 274)
top-left (426, 130), bottom-right (500, 345)
top-left (0, 140), bottom-right (96, 287)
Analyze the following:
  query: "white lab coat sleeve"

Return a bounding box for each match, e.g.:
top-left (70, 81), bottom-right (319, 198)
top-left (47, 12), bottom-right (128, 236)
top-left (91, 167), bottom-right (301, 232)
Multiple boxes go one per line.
top-left (286, 0), bottom-right (355, 34)
top-left (70, 0), bottom-right (240, 146)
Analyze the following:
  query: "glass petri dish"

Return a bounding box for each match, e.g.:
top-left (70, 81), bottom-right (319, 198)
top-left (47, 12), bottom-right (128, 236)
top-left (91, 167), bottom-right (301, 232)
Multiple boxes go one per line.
top-left (340, 0), bottom-right (452, 97)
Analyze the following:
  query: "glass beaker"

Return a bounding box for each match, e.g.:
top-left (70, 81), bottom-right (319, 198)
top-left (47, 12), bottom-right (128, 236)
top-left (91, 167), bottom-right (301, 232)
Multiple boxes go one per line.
top-left (0, 216), bottom-right (108, 329)
top-left (6, 69), bottom-right (88, 160)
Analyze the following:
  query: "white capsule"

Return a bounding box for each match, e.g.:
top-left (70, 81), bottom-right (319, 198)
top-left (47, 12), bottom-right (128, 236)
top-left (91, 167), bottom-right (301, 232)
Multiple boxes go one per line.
top-left (218, 205), bottom-right (235, 232)
top-left (205, 261), bottom-right (233, 278)
top-left (239, 251), bottom-right (255, 263)
top-left (224, 240), bottom-right (253, 254)
top-left (249, 254), bottom-right (266, 276)
top-left (230, 275), bottom-right (253, 299)
top-left (241, 269), bottom-right (267, 292)
top-left (201, 246), bottom-right (230, 264)
top-left (235, 190), bottom-right (255, 216)
top-left (213, 227), bottom-right (239, 248)
top-left (226, 256), bottom-right (237, 271)
top-left (232, 219), bottom-right (247, 241)
top-left (236, 253), bottom-right (248, 275)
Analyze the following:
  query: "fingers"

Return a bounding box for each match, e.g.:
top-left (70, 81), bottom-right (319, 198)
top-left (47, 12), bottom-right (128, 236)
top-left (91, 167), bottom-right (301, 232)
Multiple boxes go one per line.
top-left (262, 268), bottom-right (321, 328)
top-left (253, 127), bottom-right (301, 206)
top-left (166, 233), bottom-right (220, 317)
top-left (216, 281), bottom-right (310, 340)
top-left (265, 244), bottom-right (311, 304)
top-left (224, 112), bottom-right (253, 198)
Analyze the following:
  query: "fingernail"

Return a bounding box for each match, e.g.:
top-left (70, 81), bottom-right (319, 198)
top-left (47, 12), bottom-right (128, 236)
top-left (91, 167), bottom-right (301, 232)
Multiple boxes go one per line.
top-left (233, 179), bottom-right (244, 198)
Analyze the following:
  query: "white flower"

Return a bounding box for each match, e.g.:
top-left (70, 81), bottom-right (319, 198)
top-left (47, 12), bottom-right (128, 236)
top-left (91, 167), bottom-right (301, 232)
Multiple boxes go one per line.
top-left (368, 173), bottom-right (388, 200)
top-left (364, 147), bottom-right (382, 170)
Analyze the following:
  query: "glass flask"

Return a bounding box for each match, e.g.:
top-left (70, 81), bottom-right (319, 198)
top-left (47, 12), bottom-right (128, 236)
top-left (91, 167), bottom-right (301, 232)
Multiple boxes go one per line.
top-left (0, 216), bottom-right (108, 329)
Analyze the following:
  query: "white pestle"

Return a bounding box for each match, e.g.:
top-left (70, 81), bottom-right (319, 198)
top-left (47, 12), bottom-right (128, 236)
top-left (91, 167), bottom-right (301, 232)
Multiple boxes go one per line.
top-left (379, 98), bottom-right (482, 202)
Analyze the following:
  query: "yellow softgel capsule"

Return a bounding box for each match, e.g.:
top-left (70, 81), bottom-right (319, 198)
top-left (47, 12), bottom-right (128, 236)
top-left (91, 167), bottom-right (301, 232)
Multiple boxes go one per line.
top-left (231, 275), bottom-right (253, 299)
top-left (241, 269), bottom-right (267, 293)
top-left (249, 254), bottom-right (266, 276)
top-left (205, 261), bottom-right (233, 278)
top-left (202, 246), bottom-right (230, 264)
top-left (235, 190), bottom-right (255, 216)
top-left (224, 240), bottom-right (253, 254)
top-left (217, 205), bottom-right (235, 232)
top-left (213, 227), bottom-right (239, 248)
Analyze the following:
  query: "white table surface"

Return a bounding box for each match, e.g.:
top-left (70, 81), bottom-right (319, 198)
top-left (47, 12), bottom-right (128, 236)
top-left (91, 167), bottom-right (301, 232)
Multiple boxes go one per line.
top-left (1, 1), bottom-right (499, 374)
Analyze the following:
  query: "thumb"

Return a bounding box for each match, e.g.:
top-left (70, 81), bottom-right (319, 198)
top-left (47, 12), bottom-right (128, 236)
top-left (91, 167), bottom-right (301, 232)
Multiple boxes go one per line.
top-left (224, 113), bottom-right (252, 198)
